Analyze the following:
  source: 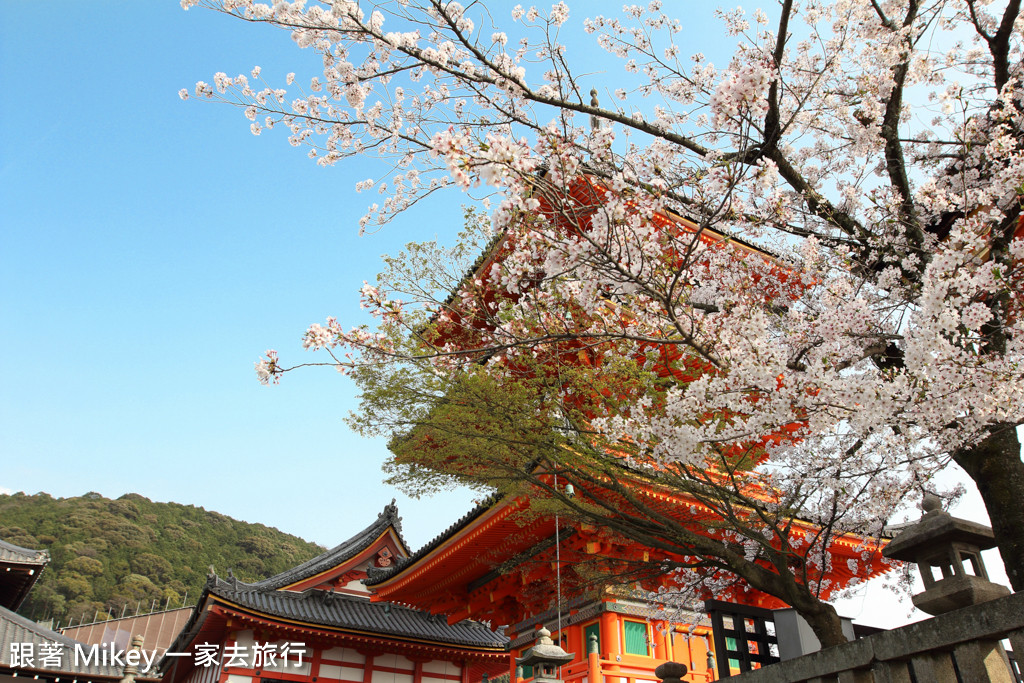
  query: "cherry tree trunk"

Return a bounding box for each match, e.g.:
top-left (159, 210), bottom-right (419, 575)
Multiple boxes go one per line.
top-left (789, 592), bottom-right (849, 648)
top-left (953, 426), bottom-right (1024, 592)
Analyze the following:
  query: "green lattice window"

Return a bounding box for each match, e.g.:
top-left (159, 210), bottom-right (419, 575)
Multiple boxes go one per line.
top-left (725, 637), bottom-right (740, 672)
top-left (623, 621), bottom-right (648, 656)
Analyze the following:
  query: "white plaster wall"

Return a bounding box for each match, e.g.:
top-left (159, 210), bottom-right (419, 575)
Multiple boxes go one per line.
top-left (371, 671), bottom-right (414, 683)
top-left (421, 661), bottom-right (460, 677)
top-left (261, 643), bottom-right (312, 677)
top-left (323, 647), bottom-right (366, 665)
top-left (233, 631), bottom-right (256, 650)
top-left (318, 664), bottom-right (343, 680)
top-left (343, 580), bottom-right (370, 594)
top-left (319, 663), bottom-right (364, 682)
top-left (374, 654), bottom-right (415, 670)
top-left (423, 674), bottom-right (458, 683)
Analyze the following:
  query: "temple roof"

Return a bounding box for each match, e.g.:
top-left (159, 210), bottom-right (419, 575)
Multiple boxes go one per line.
top-left (0, 539), bottom-right (49, 565)
top-left (165, 502), bottom-right (506, 667)
top-left (366, 495), bottom-right (499, 586)
top-left (0, 538), bottom-right (49, 611)
top-left (252, 500), bottom-right (408, 591)
top-left (206, 574), bottom-right (507, 648)
top-left (0, 603), bottom-right (132, 678)
top-left (364, 485), bottom-right (892, 628)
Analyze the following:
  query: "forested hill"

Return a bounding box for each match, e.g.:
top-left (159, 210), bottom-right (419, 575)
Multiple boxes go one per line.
top-left (0, 491), bottom-right (324, 625)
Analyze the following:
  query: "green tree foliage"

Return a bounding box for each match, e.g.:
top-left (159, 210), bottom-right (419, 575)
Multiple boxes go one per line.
top-left (66, 556), bottom-right (104, 577)
top-left (0, 491), bottom-right (323, 624)
top-left (130, 553), bottom-right (173, 583)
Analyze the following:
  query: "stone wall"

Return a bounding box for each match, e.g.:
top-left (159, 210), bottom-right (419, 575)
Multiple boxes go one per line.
top-left (721, 590), bottom-right (1024, 682)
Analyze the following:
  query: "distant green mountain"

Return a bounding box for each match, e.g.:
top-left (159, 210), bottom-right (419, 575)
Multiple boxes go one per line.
top-left (0, 491), bottom-right (324, 625)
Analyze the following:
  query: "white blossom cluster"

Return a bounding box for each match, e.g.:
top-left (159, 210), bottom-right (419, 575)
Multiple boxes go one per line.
top-left (187, 0), bottom-right (1024, 612)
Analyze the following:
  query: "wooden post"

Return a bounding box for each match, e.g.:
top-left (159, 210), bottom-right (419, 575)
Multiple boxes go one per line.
top-left (310, 644), bottom-right (322, 682)
top-left (660, 624), bottom-right (672, 664)
top-left (599, 612), bottom-right (617, 656)
top-left (600, 612), bottom-right (618, 683)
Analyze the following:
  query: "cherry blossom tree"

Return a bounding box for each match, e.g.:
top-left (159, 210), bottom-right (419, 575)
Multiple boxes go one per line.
top-left (335, 211), bottom-right (903, 648)
top-left (185, 0), bottom-right (1024, 645)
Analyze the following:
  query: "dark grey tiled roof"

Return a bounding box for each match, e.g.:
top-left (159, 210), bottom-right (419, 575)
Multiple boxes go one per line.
top-left (207, 577), bottom-right (507, 649)
top-left (0, 604), bottom-right (126, 677)
top-left (0, 539), bottom-right (49, 565)
top-left (364, 495), bottom-right (501, 586)
top-left (252, 501), bottom-right (407, 591)
top-left (0, 539), bottom-right (50, 610)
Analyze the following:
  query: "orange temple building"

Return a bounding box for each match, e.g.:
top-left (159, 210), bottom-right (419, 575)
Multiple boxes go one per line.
top-left (365, 495), bottom-right (721, 681)
top-left (160, 491), bottom-right (884, 683)
top-left (364, 490), bottom-right (885, 682)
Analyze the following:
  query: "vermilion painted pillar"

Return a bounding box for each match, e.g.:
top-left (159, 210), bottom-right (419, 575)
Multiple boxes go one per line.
top-left (599, 611), bottom-right (617, 657)
top-left (599, 611), bottom-right (619, 683)
top-left (660, 623), bottom-right (672, 663)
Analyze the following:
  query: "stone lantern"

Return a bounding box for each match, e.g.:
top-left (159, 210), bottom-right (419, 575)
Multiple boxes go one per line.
top-left (653, 661), bottom-right (688, 683)
top-left (883, 493), bottom-right (1010, 615)
top-left (516, 628), bottom-right (574, 683)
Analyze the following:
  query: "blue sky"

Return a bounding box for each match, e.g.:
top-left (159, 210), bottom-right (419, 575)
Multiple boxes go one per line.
top-left (2, 0), bottom-right (702, 555)
top-left (0, 0), bottom-right (1010, 630)
top-left (0, 0), bottom-right (478, 547)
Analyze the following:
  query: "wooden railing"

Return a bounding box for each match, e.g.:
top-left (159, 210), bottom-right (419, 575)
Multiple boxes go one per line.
top-left (553, 652), bottom-right (716, 683)
top-left (718, 590), bottom-right (1024, 682)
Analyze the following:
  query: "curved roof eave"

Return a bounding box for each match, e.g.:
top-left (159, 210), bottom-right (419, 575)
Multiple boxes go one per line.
top-left (253, 500), bottom-right (408, 591)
